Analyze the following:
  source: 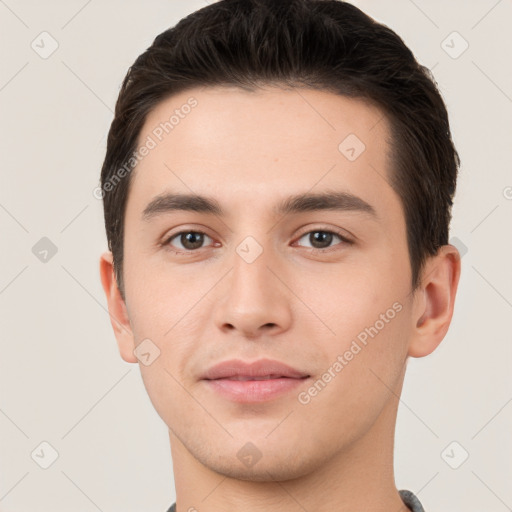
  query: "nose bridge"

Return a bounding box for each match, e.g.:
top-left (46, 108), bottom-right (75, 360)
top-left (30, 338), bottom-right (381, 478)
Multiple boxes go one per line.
top-left (213, 231), bottom-right (292, 336)
top-left (230, 233), bottom-right (274, 305)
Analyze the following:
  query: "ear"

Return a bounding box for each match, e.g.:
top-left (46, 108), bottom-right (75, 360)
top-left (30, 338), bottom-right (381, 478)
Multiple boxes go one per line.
top-left (99, 251), bottom-right (138, 363)
top-left (408, 244), bottom-right (461, 358)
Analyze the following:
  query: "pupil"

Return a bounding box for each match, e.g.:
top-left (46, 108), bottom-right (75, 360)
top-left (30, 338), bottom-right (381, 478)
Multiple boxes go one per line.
top-left (182, 232), bottom-right (203, 249)
top-left (311, 231), bottom-right (332, 248)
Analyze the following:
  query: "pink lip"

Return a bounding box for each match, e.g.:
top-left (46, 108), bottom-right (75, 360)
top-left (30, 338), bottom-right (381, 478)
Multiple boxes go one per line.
top-left (201, 358), bottom-right (310, 403)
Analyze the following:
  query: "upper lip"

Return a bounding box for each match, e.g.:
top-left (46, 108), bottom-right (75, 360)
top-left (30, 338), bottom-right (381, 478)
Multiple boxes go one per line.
top-left (201, 358), bottom-right (310, 380)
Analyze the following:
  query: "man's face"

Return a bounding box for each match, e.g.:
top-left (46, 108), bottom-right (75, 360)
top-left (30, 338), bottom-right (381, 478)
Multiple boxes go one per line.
top-left (120, 86), bottom-right (416, 480)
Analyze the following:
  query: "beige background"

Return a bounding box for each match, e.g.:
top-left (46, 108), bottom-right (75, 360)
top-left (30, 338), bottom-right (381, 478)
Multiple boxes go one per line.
top-left (1, 0), bottom-right (511, 511)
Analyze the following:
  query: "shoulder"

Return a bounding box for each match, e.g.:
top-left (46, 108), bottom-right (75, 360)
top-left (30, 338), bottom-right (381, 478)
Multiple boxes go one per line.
top-left (399, 489), bottom-right (426, 512)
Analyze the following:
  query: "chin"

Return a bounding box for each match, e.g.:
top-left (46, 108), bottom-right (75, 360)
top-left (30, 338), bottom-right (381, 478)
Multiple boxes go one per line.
top-left (206, 457), bottom-right (313, 482)
top-left (191, 440), bottom-right (325, 483)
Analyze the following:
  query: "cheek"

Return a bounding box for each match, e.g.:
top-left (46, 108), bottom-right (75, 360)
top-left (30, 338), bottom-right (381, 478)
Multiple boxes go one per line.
top-left (297, 256), bottom-right (404, 331)
top-left (123, 251), bottom-right (200, 335)
top-left (301, 261), bottom-right (411, 382)
top-left (308, 300), bottom-right (410, 431)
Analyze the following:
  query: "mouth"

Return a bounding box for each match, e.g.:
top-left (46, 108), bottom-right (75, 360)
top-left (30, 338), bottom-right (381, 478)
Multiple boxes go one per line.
top-left (216, 375), bottom-right (298, 381)
top-left (201, 359), bottom-right (310, 402)
top-left (201, 358), bottom-right (309, 380)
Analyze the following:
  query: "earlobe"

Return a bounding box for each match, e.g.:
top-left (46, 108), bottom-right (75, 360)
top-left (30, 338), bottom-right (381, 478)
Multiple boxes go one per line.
top-left (408, 245), bottom-right (461, 358)
top-left (99, 251), bottom-right (138, 363)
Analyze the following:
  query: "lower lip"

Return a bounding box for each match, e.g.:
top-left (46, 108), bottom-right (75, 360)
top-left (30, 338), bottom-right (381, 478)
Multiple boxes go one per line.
top-left (203, 377), bottom-right (308, 403)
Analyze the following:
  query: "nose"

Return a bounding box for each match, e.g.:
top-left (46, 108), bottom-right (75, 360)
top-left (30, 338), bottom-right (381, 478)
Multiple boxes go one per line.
top-left (213, 243), bottom-right (293, 339)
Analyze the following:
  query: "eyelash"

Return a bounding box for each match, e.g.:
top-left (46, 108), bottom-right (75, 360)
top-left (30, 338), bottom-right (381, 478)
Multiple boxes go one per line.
top-left (162, 227), bottom-right (354, 256)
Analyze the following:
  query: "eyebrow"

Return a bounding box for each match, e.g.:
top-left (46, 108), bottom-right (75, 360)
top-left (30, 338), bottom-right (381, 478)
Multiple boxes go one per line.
top-left (142, 190), bottom-right (378, 221)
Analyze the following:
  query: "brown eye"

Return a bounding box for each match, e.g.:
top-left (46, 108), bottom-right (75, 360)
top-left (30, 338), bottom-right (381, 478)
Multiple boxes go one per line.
top-left (166, 231), bottom-right (212, 252)
top-left (295, 229), bottom-right (352, 250)
top-left (308, 231), bottom-right (334, 249)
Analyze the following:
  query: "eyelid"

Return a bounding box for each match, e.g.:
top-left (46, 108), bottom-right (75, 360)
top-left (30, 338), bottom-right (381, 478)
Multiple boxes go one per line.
top-left (293, 225), bottom-right (355, 245)
top-left (161, 225), bottom-right (216, 251)
top-left (162, 225), bottom-right (354, 256)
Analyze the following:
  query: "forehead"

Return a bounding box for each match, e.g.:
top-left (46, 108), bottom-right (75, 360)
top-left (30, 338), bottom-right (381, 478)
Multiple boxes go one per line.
top-left (127, 85), bottom-right (397, 221)
top-left (139, 85), bottom-right (388, 161)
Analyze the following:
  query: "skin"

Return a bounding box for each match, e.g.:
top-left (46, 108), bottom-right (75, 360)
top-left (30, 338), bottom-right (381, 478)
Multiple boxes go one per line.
top-left (100, 86), bottom-right (460, 512)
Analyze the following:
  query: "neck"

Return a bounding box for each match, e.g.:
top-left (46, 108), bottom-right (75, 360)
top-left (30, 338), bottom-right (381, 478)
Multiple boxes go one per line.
top-left (169, 373), bottom-right (408, 512)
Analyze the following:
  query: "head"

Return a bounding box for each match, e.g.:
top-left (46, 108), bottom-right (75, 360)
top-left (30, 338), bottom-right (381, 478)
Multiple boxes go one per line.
top-left (100, 0), bottom-right (460, 482)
